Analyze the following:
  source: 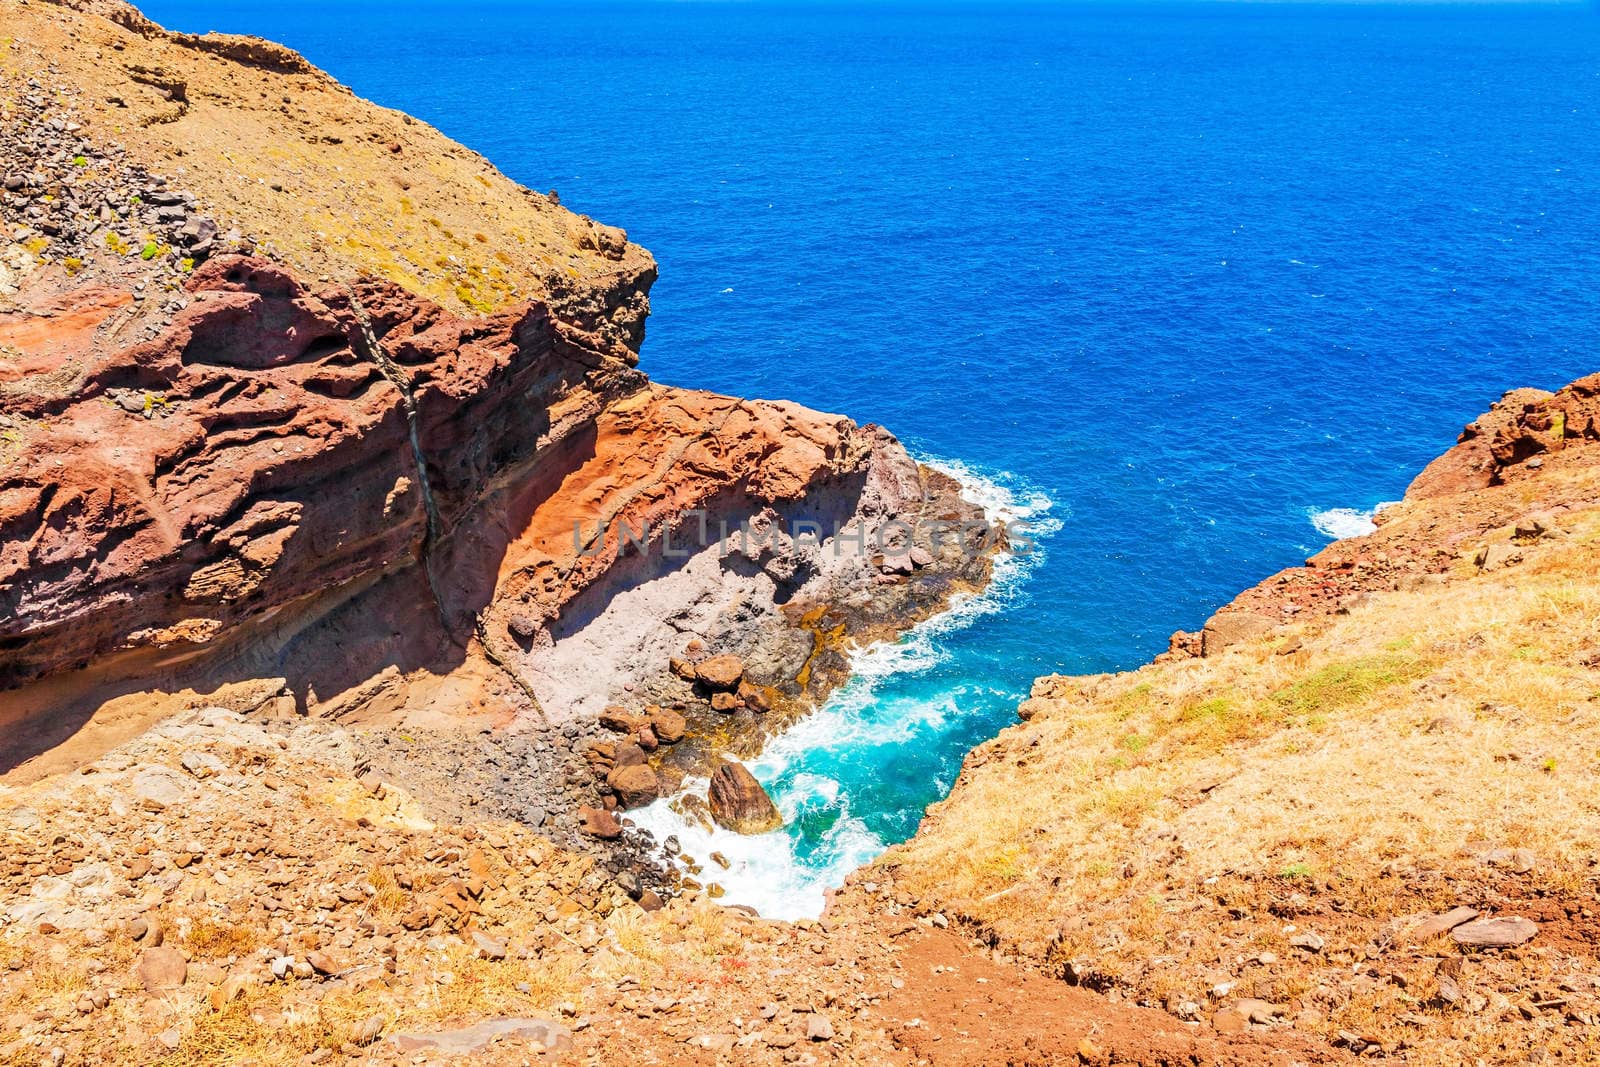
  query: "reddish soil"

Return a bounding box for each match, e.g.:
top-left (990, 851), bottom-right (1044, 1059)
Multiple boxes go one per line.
top-left (873, 931), bottom-right (1345, 1067)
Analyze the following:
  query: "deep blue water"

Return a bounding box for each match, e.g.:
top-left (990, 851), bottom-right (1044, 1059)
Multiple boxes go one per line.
top-left (144, 0), bottom-right (1600, 913)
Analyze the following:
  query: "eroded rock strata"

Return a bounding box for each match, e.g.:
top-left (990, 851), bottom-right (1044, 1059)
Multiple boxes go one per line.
top-left (1, 243), bottom-right (991, 788)
top-left (5, 2), bottom-right (1598, 1065)
top-left (1, 0), bottom-right (994, 804)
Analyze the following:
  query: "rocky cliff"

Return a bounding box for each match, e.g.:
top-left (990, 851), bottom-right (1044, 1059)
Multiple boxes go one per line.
top-left (871, 372), bottom-right (1600, 1064)
top-left (5, 2), bottom-right (1596, 1065)
top-left (0, 0), bottom-right (992, 789)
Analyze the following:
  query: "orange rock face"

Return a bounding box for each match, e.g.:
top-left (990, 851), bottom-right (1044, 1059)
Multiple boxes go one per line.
top-left (0, 254), bottom-right (918, 767)
top-left (707, 759), bottom-right (784, 833)
top-left (1, 256), bottom-right (632, 687)
top-left (1407, 373), bottom-right (1600, 499)
top-left (1160, 370), bottom-right (1600, 660)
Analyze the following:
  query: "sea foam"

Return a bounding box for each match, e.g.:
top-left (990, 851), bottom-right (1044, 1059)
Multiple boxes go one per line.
top-left (1309, 503), bottom-right (1396, 541)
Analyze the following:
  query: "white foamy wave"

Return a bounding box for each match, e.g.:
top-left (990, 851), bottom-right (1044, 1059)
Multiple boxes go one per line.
top-left (1309, 502), bottom-right (1397, 541)
top-left (751, 686), bottom-right (966, 773)
top-left (628, 774), bottom-right (885, 921)
top-left (923, 455), bottom-right (1061, 526)
top-left (630, 458), bottom-right (1060, 920)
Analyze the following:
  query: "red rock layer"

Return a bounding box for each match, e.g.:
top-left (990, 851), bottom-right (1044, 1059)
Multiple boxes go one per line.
top-left (0, 255), bottom-right (886, 765)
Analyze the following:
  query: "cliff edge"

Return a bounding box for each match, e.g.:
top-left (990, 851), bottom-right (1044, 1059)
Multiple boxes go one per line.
top-left (872, 373), bottom-right (1600, 1064)
top-left (2, 2), bottom-right (1597, 1065)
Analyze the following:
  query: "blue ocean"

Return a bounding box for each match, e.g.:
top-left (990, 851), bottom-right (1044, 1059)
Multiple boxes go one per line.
top-left (145, 0), bottom-right (1600, 915)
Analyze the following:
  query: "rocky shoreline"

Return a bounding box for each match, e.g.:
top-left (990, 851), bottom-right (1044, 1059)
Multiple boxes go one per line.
top-left (5, 2), bottom-right (1597, 1064)
top-left (1, 0), bottom-right (1001, 906)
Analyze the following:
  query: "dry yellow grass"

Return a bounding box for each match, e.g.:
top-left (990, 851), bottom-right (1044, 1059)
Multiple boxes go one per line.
top-left (3, 0), bottom-right (653, 317)
top-left (892, 524), bottom-right (1600, 911)
top-left (879, 501), bottom-right (1600, 1061)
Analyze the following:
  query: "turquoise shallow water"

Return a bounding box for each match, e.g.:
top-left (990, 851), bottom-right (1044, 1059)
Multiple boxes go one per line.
top-left (145, 0), bottom-right (1600, 914)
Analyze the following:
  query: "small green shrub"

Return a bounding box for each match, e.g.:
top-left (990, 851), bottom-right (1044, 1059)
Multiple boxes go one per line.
top-left (1271, 653), bottom-right (1432, 718)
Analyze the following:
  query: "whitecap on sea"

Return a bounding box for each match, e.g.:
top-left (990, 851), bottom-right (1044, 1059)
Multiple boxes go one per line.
top-left (1308, 502), bottom-right (1397, 540)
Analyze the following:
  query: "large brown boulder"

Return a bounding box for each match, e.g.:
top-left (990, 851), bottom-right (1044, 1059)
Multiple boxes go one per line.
top-left (134, 946), bottom-right (188, 992)
top-left (694, 655), bottom-right (745, 692)
top-left (649, 707), bottom-right (687, 744)
top-left (607, 763), bottom-right (659, 809)
top-left (1199, 612), bottom-right (1276, 657)
top-left (611, 742), bottom-right (648, 769)
top-left (737, 679), bottom-right (772, 712)
top-left (707, 760), bottom-right (783, 834)
top-left (599, 706), bottom-right (649, 733)
top-left (578, 806), bottom-right (622, 840)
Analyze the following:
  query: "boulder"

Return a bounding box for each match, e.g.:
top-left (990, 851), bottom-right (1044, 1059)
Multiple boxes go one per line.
top-left (607, 764), bottom-right (659, 808)
top-left (649, 707), bottom-right (687, 744)
top-left (1479, 543), bottom-right (1522, 571)
top-left (388, 1018), bottom-right (571, 1056)
top-left (1451, 916), bottom-right (1538, 948)
top-left (1234, 998), bottom-right (1280, 1025)
top-left (472, 932), bottom-right (508, 961)
top-left (1165, 630), bottom-right (1202, 659)
top-left (1211, 1008), bottom-right (1248, 1033)
top-left (710, 692), bottom-right (738, 713)
top-left (694, 654), bottom-right (745, 691)
top-left (128, 916), bottom-right (162, 945)
top-left (1288, 932), bottom-right (1325, 953)
top-left (1199, 612), bottom-right (1276, 656)
top-left (578, 806), bottom-right (622, 840)
top-left (707, 760), bottom-right (783, 834)
top-left (737, 680), bottom-right (771, 713)
top-left (351, 1017), bottom-right (385, 1047)
top-left (612, 742), bottom-right (648, 769)
top-left (599, 706), bottom-right (647, 733)
top-left (135, 947), bottom-right (188, 992)
top-left (1408, 906), bottom-right (1479, 942)
top-left (1513, 512), bottom-right (1553, 542)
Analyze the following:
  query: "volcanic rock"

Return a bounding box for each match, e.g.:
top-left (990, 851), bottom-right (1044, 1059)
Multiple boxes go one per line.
top-left (1408, 906), bottom-right (1480, 942)
top-left (599, 707), bottom-right (648, 733)
top-left (1199, 612), bottom-right (1277, 656)
top-left (737, 680), bottom-right (771, 712)
top-left (578, 806), bottom-right (622, 840)
top-left (612, 742), bottom-right (648, 769)
top-left (1451, 916), bottom-right (1539, 948)
top-left (606, 764), bottom-right (659, 808)
top-left (707, 760), bottom-right (783, 834)
top-left (649, 707), bottom-right (687, 744)
top-left (694, 655), bottom-right (746, 691)
top-left (388, 1018), bottom-right (572, 1056)
top-left (134, 947), bottom-right (187, 992)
